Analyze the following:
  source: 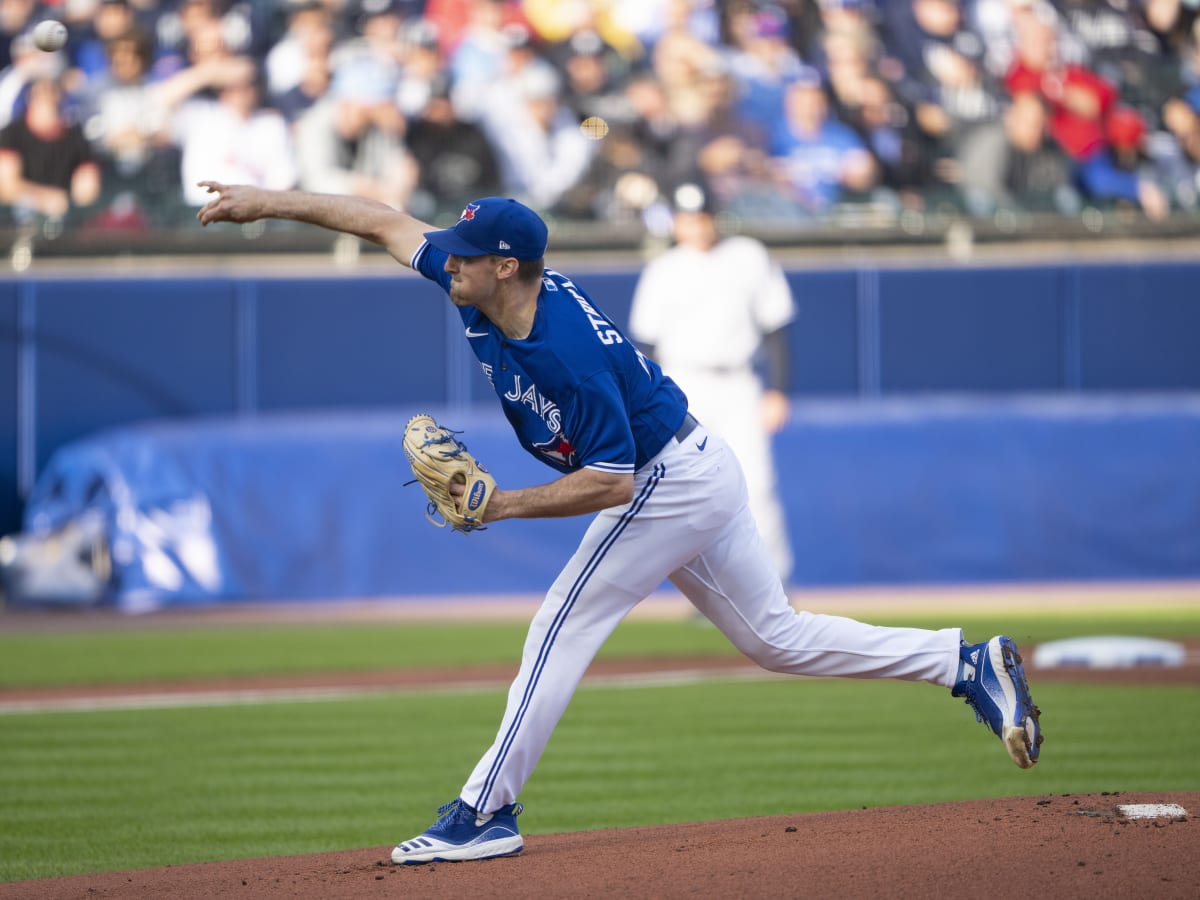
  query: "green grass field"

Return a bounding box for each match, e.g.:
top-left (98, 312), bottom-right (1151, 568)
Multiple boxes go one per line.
top-left (1, 604), bottom-right (1197, 882)
top-left (2, 606), bottom-right (1196, 688)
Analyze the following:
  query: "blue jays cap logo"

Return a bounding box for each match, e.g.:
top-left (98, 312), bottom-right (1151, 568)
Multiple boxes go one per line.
top-left (423, 197), bottom-right (549, 260)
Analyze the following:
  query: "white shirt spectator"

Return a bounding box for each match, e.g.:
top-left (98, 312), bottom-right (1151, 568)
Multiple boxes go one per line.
top-left (173, 84), bottom-right (298, 206)
top-left (477, 65), bottom-right (593, 210)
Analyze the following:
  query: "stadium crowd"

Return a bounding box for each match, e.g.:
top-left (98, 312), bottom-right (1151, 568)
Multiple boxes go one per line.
top-left (0, 0), bottom-right (1198, 236)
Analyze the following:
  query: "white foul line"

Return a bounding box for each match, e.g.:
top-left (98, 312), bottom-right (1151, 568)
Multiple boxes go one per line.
top-left (0, 666), bottom-right (772, 715)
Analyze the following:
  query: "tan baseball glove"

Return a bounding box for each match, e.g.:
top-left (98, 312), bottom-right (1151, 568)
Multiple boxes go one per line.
top-left (402, 414), bottom-right (496, 533)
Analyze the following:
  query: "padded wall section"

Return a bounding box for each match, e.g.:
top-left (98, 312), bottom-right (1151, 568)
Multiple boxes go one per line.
top-left (782, 395), bottom-right (1200, 584)
top-left (20, 396), bottom-right (1200, 610)
top-left (254, 273), bottom-right (450, 409)
top-left (0, 284), bottom-right (17, 531)
top-left (3, 259), bottom-right (1199, 540)
top-left (877, 266), bottom-right (1065, 391)
top-left (1074, 262), bottom-right (1200, 390)
top-left (33, 278), bottom-right (240, 471)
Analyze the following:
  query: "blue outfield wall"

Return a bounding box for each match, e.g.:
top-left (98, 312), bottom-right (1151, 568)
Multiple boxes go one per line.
top-left (19, 396), bottom-right (1200, 611)
top-left (3, 257), bottom-right (1200, 606)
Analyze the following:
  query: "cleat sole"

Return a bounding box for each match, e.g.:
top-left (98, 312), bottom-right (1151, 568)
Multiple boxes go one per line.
top-left (999, 638), bottom-right (1042, 767)
top-left (393, 836), bottom-right (523, 865)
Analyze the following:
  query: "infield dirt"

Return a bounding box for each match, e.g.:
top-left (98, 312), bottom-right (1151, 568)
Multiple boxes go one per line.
top-left (1, 792), bottom-right (1195, 899)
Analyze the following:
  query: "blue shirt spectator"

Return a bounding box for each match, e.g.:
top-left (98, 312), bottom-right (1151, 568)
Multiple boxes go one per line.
top-left (769, 67), bottom-right (876, 213)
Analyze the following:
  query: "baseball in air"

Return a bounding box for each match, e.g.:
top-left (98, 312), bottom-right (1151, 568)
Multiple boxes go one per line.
top-left (579, 116), bottom-right (609, 141)
top-left (32, 19), bottom-right (68, 52)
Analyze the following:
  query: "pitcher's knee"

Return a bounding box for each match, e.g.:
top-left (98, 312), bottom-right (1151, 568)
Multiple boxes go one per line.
top-left (742, 643), bottom-right (795, 673)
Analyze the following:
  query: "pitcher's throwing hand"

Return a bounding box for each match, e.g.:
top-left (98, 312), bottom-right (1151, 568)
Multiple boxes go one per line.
top-left (196, 181), bottom-right (266, 226)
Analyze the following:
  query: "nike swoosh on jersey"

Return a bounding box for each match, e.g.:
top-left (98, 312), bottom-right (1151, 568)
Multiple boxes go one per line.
top-left (696, 436), bottom-right (708, 451)
top-left (465, 327), bottom-right (489, 338)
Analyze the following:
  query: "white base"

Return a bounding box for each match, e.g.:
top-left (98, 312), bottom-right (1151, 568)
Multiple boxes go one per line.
top-left (1031, 635), bottom-right (1186, 669)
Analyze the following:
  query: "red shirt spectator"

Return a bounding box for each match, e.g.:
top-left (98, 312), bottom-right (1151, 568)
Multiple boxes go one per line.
top-left (1003, 4), bottom-right (1127, 161)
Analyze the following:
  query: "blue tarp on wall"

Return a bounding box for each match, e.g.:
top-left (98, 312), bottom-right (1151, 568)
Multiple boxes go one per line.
top-left (18, 395), bottom-right (1200, 611)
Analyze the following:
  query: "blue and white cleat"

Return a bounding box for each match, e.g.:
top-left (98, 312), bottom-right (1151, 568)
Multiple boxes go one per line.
top-left (391, 798), bottom-right (524, 865)
top-left (952, 635), bottom-right (1043, 769)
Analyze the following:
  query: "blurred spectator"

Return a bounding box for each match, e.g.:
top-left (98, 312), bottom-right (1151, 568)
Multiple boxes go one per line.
top-left (675, 51), bottom-right (775, 215)
top-left (643, 20), bottom-right (768, 213)
top-left (81, 26), bottom-right (182, 224)
top-left (1142, 0), bottom-right (1199, 59)
top-left (607, 0), bottom-right (721, 53)
top-left (1183, 16), bottom-right (1200, 89)
top-left (1005, 5), bottom-right (1169, 219)
top-left (0, 0), bottom-right (1192, 236)
top-left (329, 0), bottom-right (404, 105)
top-left (651, 26), bottom-right (724, 126)
top-left (457, 18), bottom-right (557, 120)
top-left (819, 15), bottom-right (879, 119)
top-left (287, 0), bottom-right (413, 205)
top-left (724, 4), bottom-right (807, 142)
top-left (173, 67), bottom-right (298, 207)
top-left (68, 0), bottom-right (141, 86)
top-left (0, 0), bottom-right (37, 72)
top-left (1106, 102), bottom-right (1190, 213)
top-left (522, 0), bottom-right (642, 60)
top-left (768, 66), bottom-right (877, 215)
top-left (999, 89), bottom-right (1080, 213)
top-left (425, 0), bottom-right (520, 56)
top-left (1054, 0), bottom-right (1159, 90)
top-left (291, 13), bottom-right (414, 208)
top-left (271, 25), bottom-right (335, 123)
top-left (404, 73), bottom-right (500, 217)
top-left (553, 27), bottom-right (631, 126)
top-left (598, 69), bottom-right (693, 217)
top-left (476, 62), bottom-right (594, 212)
top-left (844, 73), bottom-right (939, 205)
top-left (1006, 5), bottom-right (1113, 158)
top-left (598, 36), bottom-right (742, 217)
top-left (813, 0), bottom-right (878, 33)
top-left (265, 0), bottom-right (338, 103)
top-left (901, 12), bottom-right (1008, 214)
top-left (968, 0), bottom-right (1088, 82)
top-left (292, 93), bottom-right (414, 206)
top-left (1130, 0), bottom-right (1200, 117)
top-left (773, 0), bottom-right (832, 62)
top-left (882, 0), bottom-right (991, 106)
top-left (395, 18), bottom-right (445, 118)
top-left (817, 12), bottom-right (940, 207)
top-left (446, 0), bottom-right (532, 116)
top-left (0, 76), bottom-right (101, 223)
top-left (1061, 0), bottom-right (1191, 133)
top-left (1159, 89), bottom-right (1200, 208)
top-left (153, 0), bottom-right (256, 78)
top-left (0, 30), bottom-right (66, 128)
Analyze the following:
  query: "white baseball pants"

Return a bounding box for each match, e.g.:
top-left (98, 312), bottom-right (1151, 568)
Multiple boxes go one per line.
top-left (669, 366), bottom-right (793, 582)
top-left (461, 425), bottom-right (962, 814)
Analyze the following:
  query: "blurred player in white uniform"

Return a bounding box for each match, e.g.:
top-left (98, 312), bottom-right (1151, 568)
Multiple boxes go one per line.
top-left (630, 182), bottom-right (796, 582)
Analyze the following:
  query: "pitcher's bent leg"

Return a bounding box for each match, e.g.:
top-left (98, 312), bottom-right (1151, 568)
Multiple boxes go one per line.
top-left (674, 513), bottom-right (961, 687)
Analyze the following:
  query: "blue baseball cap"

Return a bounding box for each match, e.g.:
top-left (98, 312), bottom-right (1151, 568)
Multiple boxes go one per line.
top-left (423, 198), bottom-right (549, 260)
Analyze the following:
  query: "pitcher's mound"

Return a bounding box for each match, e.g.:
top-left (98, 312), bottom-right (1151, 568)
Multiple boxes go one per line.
top-left (5, 792), bottom-right (1195, 900)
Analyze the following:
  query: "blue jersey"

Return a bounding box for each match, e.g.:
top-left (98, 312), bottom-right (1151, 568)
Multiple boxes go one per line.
top-left (412, 242), bottom-right (689, 474)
